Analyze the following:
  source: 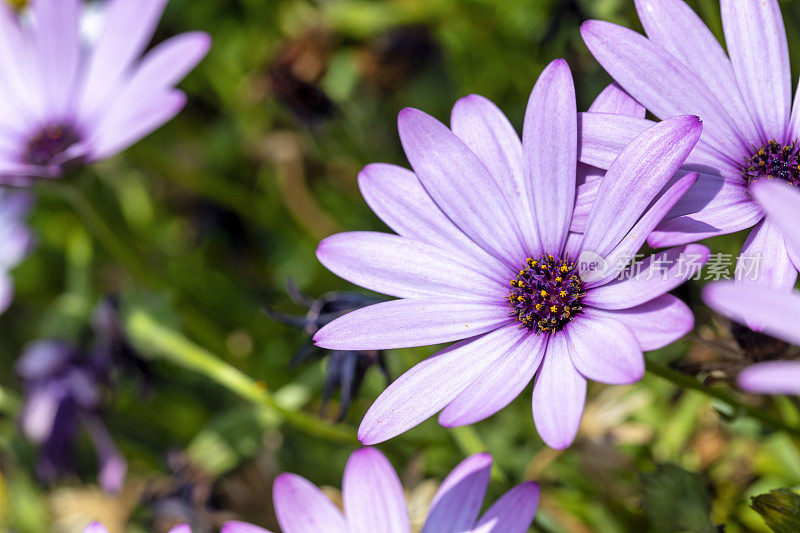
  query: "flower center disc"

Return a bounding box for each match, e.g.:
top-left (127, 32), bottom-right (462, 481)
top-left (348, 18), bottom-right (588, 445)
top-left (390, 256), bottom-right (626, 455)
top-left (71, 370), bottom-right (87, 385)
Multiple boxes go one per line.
top-left (24, 124), bottom-right (80, 166)
top-left (508, 254), bottom-right (585, 334)
top-left (742, 140), bottom-right (800, 185)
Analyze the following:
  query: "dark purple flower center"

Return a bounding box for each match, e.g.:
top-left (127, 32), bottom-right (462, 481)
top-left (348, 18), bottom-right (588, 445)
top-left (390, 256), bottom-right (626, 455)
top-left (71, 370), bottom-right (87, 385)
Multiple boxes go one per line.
top-left (741, 140), bottom-right (800, 186)
top-left (24, 124), bottom-right (80, 166)
top-left (508, 254), bottom-right (585, 334)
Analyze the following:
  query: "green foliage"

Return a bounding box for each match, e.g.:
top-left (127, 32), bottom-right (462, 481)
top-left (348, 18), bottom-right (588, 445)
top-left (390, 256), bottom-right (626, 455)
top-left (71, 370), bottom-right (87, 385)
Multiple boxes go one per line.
top-left (752, 489), bottom-right (800, 533)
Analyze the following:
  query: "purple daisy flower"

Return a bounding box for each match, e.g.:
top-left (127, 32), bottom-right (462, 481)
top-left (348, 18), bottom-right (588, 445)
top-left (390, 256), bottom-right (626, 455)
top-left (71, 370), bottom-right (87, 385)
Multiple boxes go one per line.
top-left (0, 0), bottom-right (210, 184)
top-left (313, 59), bottom-right (707, 449)
top-left (704, 180), bottom-right (800, 395)
top-left (581, 0), bottom-right (800, 290)
top-left (271, 448), bottom-right (538, 533)
top-left (18, 340), bottom-right (127, 493)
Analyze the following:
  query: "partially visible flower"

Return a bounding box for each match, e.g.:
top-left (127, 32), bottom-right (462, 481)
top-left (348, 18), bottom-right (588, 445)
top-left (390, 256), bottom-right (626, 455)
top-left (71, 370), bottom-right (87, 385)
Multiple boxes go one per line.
top-left (0, 0), bottom-right (210, 184)
top-left (17, 340), bottom-right (126, 492)
top-left (581, 0), bottom-right (800, 291)
top-left (271, 448), bottom-right (539, 533)
top-left (264, 280), bottom-right (389, 421)
top-left (0, 187), bottom-right (33, 313)
top-left (314, 59), bottom-right (706, 449)
top-left (17, 298), bottom-right (145, 492)
top-left (704, 180), bottom-right (800, 394)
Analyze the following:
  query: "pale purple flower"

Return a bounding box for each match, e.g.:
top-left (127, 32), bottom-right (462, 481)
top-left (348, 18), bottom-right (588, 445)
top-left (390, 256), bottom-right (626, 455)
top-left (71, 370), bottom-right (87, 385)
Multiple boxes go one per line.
top-left (17, 340), bottom-right (127, 492)
top-left (0, 0), bottom-right (210, 184)
top-left (313, 59), bottom-right (707, 449)
top-left (270, 448), bottom-right (539, 533)
top-left (581, 0), bottom-right (800, 291)
top-left (704, 180), bottom-right (800, 395)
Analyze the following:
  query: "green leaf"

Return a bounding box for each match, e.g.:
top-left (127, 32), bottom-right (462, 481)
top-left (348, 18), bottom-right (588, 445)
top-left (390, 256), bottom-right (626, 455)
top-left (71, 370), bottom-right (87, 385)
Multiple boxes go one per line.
top-left (752, 489), bottom-right (800, 533)
top-left (642, 463), bottom-right (716, 533)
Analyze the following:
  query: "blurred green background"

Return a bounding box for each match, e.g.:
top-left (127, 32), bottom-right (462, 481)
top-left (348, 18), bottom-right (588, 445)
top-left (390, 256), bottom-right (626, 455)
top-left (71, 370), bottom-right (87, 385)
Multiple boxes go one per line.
top-left (4, 0), bottom-right (800, 531)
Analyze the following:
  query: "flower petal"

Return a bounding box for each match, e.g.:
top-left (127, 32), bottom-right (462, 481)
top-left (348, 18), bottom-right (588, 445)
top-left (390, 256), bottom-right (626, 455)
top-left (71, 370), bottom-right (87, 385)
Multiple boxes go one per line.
top-left (583, 172), bottom-right (698, 287)
top-left (581, 20), bottom-right (747, 158)
top-left (222, 522), bottom-right (273, 533)
top-left (421, 453), bottom-right (492, 533)
top-left (473, 482), bottom-right (540, 533)
top-left (587, 294), bottom-right (694, 351)
top-left (33, 0), bottom-right (81, 116)
top-left (357, 164), bottom-right (509, 274)
top-left (398, 108), bottom-right (527, 265)
top-left (532, 334), bottom-right (586, 449)
top-left (451, 94), bottom-right (540, 256)
top-left (95, 32), bottom-right (209, 134)
top-left (358, 326), bottom-right (522, 444)
top-left (522, 59), bottom-right (577, 255)
top-left (565, 311), bottom-right (644, 385)
top-left (734, 219), bottom-right (797, 291)
top-left (737, 361), bottom-right (800, 395)
top-left (649, 199), bottom-right (763, 247)
top-left (317, 232), bottom-right (505, 300)
top-left (168, 526), bottom-right (191, 533)
top-left (751, 180), bottom-right (800, 254)
top-left (578, 112), bottom-right (737, 176)
top-left (588, 83), bottom-right (645, 118)
top-left (83, 523), bottom-right (109, 533)
top-left (90, 90), bottom-right (187, 159)
top-left (585, 244), bottom-right (710, 310)
top-left (273, 473), bottom-right (347, 533)
top-left (79, 0), bottom-right (169, 121)
top-left (314, 298), bottom-right (512, 351)
top-left (580, 116), bottom-right (702, 258)
top-left (344, 448), bottom-right (410, 533)
top-left (634, 0), bottom-right (759, 143)
top-left (703, 281), bottom-right (800, 345)
top-left (439, 330), bottom-right (546, 427)
top-left (721, 0), bottom-right (791, 141)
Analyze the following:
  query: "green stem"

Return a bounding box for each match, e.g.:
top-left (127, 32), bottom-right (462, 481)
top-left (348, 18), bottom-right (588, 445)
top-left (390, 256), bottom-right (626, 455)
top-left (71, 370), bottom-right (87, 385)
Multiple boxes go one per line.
top-left (646, 360), bottom-right (800, 438)
top-left (125, 309), bottom-right (358, 445)
top-left (0, 385), bottom-right (21, 417)
top-left (55, 182), bottom-right (164, 291)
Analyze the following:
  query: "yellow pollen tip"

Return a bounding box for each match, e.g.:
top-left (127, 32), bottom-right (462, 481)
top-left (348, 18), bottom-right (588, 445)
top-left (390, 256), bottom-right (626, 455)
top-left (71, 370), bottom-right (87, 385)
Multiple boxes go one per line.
top-left (550, 305), bottom-right (558, 313)
top-left (559, 291), bottom-right (567, 297)
top-left (539, 290), bottom-right (547, 297)
top-left (535, 303), bottom-right (543, 310)
top-left (560, 265), bottom-right (568, 273)
top-left (555, 277), bottom-right (562, 283)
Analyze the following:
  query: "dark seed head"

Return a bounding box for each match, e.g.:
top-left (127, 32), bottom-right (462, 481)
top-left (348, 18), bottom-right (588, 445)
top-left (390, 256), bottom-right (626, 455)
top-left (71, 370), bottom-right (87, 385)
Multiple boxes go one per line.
top-left (508, 254), bottom-right (585, 334)
top-left (741, 139), bottom-right (800, 186)
top-left (24, 123), bottom-right (81, 167)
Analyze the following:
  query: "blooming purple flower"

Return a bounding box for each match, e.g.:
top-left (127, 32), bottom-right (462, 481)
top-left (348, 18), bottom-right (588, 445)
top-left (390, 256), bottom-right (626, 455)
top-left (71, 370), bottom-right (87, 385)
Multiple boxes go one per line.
top-left (581, 0), bottom-right (800, 291)
top-left (704, 180), bottom-right (800, 395)
top-left (313, 59), bottom-right (707, 449)
top-left (17, 340), bottom-right (126, 492)
top-left (0, 0), bottom-right (210, 184)
top-left (271, 448), bottom-right (539, 533)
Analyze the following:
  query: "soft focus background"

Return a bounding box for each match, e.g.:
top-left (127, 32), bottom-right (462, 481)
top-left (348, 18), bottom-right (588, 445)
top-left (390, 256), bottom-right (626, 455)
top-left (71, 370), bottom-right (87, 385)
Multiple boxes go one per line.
top-left (5, 0), bottom-right (800, 531)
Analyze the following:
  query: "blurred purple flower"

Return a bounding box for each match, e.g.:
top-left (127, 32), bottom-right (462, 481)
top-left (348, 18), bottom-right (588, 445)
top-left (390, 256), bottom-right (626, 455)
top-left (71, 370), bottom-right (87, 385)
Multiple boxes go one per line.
top-left (581, 0), bottom-right (800, 291)
top-left (264, 280), bottom-right (389, 421)
top-left (270, 448), bottom-right (538, 533)
top-left (0, 188), bottom-right (33, 313)
top-left (17, 340), bottom-right (126, 492)
top-left (0, 0), bottom-right (210, 184)
top-left (704, 180), bottom-right (800, 395)
top-left (313, 59), bottom-right (708, 449)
